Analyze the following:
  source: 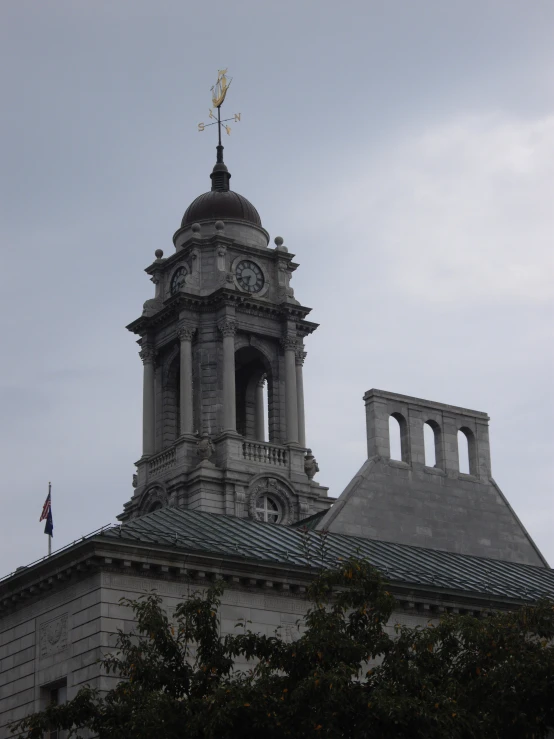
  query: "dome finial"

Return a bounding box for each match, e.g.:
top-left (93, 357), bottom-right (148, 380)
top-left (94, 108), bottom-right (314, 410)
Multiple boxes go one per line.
top-left (210, 142), bottom-right (231, 192)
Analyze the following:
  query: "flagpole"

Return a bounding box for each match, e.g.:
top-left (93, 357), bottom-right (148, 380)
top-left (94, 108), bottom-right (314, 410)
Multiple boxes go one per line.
top-left (48, 482), bottom-right (52, 557)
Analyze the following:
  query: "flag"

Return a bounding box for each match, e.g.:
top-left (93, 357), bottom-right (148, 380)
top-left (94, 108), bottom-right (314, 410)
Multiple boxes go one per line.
top-left (40, 486), bottom-right (53, 538)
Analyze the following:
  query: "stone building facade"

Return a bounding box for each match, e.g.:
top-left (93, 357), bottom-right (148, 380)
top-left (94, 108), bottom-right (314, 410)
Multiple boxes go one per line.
top-left (119, 147), bottom-right (331, 525)
top-left (1, 145), bottom-right (552, 737)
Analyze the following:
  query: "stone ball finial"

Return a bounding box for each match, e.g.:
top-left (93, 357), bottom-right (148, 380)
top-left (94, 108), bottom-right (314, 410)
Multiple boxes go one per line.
top-left (191, 223), bottom-right (201, 233)
top-left (154, 249), bottom-right (164, 259)
top-left (274, 236), bottom-right (288, 252)
top-left (215, 220), bottom-right (225, 231)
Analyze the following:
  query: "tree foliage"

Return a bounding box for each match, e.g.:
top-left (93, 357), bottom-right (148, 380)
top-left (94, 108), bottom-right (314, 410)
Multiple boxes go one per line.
top-left (12, 559), bottom-right (554, 738)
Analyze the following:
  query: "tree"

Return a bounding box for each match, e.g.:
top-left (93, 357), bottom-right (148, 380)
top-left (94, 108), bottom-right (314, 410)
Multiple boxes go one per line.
top-left (12, 558), bottom-right (554, 739)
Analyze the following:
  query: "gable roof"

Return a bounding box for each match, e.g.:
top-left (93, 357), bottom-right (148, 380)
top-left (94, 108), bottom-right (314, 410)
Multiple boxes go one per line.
top-left (100, 508), bottom-right (554, 604)
top-left (315, 458), bottom-right (548, 568)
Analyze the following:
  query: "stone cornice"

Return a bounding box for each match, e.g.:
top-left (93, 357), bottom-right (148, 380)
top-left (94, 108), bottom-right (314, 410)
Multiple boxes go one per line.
top-left (0, 534), bottom-right (536, 620)
top-left (126, 288), bottom-right (317, 337)
top-left (364, 389), bottom-right (490, 420)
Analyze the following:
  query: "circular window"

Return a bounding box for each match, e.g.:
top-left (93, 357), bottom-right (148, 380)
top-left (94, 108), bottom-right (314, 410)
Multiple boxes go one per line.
top-left (255, 494), bottom-right (282, 523)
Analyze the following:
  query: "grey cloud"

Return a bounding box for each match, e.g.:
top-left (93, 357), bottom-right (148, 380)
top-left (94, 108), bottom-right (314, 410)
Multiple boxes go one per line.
top-left (1, 0), bottom-right (553, 574)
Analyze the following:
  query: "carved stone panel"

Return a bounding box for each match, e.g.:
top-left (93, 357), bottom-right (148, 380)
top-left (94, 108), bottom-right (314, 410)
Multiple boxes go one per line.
top-left (39, 613), bottom-right (68, 659)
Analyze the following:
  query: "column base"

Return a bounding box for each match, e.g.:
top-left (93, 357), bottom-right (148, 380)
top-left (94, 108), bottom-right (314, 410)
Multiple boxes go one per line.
top-left (178, 433), bottom-right (198, 442)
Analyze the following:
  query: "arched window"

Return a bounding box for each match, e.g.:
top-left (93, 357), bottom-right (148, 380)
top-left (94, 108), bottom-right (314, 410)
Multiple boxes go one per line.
top-left (424, 422), bottom-right (437, 466)
top-left (424, 420), bottom-right (442, 468)
top-left (389, 413), bottom-right (409, 463)
top-left (148, 501), bottom-right (163, 513)
top-left (389, 415), bottom-right (402, 460)
top-left (458, 427), bottom-right (477, 475)
top-left (457, 430), bottom-right (470, 473)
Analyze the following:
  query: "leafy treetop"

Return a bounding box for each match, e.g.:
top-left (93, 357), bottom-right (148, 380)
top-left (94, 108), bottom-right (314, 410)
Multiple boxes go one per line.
top-left (12, 558), bottom-right (554, 739)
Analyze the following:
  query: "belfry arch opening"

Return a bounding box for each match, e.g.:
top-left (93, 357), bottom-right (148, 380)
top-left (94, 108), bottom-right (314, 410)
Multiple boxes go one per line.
top-left (235, 346), bottom-right (272, 442)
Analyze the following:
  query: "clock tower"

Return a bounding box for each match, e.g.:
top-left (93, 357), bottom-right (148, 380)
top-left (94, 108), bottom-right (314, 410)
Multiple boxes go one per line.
top-left (119, 140), bottom-right (332, 524)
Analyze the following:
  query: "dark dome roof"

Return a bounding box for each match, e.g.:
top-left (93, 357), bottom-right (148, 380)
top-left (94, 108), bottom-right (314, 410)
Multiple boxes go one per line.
top-left (182, 189), bottom-right (261, 228)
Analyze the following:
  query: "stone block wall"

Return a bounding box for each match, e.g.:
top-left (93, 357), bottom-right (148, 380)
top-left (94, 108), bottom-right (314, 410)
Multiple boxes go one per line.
top-left (0, 573), bottom-right (103, 738)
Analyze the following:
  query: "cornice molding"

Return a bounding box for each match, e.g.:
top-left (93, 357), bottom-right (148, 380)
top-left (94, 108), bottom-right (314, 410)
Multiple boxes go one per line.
top-left (0, 535), bottom-right (523, 621)
top-left (127, 288), bottom-right (317, 337)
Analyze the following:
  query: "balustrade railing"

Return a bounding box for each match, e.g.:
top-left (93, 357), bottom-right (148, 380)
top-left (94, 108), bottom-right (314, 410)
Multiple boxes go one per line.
top-left (148, 446), bottom-right (176, 476)
top-left (242, 441), bottom-right (288, 467)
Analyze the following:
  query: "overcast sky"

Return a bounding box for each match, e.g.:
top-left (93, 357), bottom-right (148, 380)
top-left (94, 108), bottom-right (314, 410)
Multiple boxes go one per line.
top-left (1, 0), bottom-right (553, 575)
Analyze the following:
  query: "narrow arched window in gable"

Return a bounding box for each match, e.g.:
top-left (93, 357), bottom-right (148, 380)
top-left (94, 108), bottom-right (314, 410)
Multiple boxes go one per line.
top-left (389, 413), bottom-right (410, 463)
top-left (458, 427), bottom-right (477, 475)
top-left (389, 415), bottom-right (402, 460)
top-left (424, 422), bottom-right (437, 467)
top-left (424, 420), bottom-right (443, 468)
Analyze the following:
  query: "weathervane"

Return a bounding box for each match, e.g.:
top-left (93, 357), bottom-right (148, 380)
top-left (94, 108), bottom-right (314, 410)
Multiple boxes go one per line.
top-left (198, 69), bottom-right (241, 145)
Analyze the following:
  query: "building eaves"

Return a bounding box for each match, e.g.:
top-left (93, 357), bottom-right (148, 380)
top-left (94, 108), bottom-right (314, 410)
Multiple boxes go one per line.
top-left (99, 508), bottom-right (554, 603)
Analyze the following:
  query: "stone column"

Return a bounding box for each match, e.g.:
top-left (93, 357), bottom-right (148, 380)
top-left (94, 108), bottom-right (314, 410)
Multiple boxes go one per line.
top-left (255, 375), bottom-right (266, 441)
top-left (295, 350), bottom-right (307, 448)
top-left (282, 336), bottom-right (299, 444)
top-left (178, 325), bottom-right (196, 436)
top-left (219, 320), bottom-right (237, 431)
top-left (140, 345), bottom-right (156, 457)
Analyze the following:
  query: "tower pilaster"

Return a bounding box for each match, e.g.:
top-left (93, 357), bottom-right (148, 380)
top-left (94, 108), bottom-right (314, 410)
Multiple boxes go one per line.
top-left (295, 350), bottom-right (307, 448)
top-left (139, 345), bottom-right (156, 457)
top-left (177, 324), bottom-right (196, 437)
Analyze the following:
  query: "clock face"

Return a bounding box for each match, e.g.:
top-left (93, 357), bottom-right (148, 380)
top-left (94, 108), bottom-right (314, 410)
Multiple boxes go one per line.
top-left (170, 266), bottom-right (187, 294)
top-left (236, 260), bottom-right (264, 293)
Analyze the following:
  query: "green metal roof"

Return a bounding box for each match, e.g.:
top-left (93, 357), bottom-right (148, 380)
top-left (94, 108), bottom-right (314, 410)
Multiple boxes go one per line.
top-left (290, 510), bottom-right (327, 530)
top-left (102, 508), bottom-right (554, 604)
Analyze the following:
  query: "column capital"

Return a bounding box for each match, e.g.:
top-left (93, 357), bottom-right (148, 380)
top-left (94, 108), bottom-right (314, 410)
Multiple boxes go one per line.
top-left (218, 319), bottom-right (238, 337)
top-left (295, 349), bottom-right (307, 366)
top-left (177, 324), bottom-right (196, 342)
top-left (139, 345), bottom-right (156, 364)
top-left (280, 334), bottom-right (298, 352)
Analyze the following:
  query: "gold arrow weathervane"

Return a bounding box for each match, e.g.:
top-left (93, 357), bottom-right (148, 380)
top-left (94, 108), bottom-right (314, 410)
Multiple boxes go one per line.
top-left (198, 69), bottom-right (241, 143)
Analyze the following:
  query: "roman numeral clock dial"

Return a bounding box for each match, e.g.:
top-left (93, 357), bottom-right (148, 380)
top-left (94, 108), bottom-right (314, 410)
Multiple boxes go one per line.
top-left (236, 260), bottom-right (264, 293)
